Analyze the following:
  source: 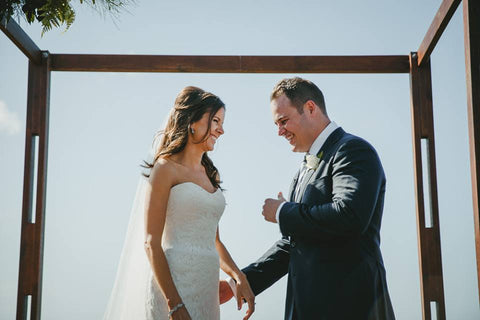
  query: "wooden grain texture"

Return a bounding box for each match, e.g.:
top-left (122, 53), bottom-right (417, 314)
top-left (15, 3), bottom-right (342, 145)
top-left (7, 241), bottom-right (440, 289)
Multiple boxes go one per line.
top-left (49, 54), bottom-right (410, 73)
top-left (463, 0), bottom-right (480, 302)
top-left (417, 0), bottom-right (461, 66)
top-left (16, 52), bottom-right (50, 320)
top-left (0, 17), bottom-right (42, 64)
top-left (409, 52), bottom-right (446, 320)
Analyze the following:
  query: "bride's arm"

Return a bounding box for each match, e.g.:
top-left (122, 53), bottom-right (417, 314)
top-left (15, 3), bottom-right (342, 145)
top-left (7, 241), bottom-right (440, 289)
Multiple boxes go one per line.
top-left (215, 228), bottom-right (255, 319)
top-left (144, 160), bottom-right (190, 319)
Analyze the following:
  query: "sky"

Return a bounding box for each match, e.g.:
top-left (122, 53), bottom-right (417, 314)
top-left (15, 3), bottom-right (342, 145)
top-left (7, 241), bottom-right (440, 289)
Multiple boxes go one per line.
top-left (0, 0), bottom-right (479, 319)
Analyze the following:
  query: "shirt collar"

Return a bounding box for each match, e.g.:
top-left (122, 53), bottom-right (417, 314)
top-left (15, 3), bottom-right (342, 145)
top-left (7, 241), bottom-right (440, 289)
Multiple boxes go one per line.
top-left (308, 121), bottom-right (338, 155)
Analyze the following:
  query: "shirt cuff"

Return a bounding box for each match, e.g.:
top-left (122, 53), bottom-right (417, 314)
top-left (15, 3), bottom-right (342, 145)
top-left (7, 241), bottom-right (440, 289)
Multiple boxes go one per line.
top-left (227, 277), bottom-right (237, 299)
top-left (276, 201), bottom-right (286, 226)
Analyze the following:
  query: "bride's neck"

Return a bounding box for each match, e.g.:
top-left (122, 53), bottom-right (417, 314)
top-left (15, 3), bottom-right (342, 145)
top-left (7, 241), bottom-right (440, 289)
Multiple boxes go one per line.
top-left (174, 144), bottom-right (205, 170)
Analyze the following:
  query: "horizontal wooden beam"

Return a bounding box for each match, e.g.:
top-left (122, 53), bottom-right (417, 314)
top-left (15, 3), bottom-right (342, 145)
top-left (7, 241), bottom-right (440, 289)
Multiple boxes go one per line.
top-left (50, 54), bottom-right (410, 74)
top-left (0, 17), bottom-right (42, 64)
top-left (417, 0), bottom-right (461, 66)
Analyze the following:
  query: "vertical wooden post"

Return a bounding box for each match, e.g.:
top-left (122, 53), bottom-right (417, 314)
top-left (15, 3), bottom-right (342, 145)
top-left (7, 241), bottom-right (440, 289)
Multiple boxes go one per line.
top-left (16, 51), bottom-right (51, 320)
top-left (409, 52), bottom-right (446, 320)
top-left (463, 0), bottom-right (480, 300)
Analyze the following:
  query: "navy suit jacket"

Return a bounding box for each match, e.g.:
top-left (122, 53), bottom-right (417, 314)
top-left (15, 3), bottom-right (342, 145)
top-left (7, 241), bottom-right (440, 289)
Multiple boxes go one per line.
top-left (243, 127), bottom-right (395, 320)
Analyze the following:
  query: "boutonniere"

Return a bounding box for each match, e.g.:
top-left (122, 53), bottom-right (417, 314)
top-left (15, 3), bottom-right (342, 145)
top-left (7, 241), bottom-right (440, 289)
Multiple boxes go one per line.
top-left (305, 151), bottom-right (324, 170)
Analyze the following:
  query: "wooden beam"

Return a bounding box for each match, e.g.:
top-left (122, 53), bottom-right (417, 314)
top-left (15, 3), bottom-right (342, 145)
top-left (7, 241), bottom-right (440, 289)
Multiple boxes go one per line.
top-left (0, 17), bottom-right (42, 64)
top-left (463, 0), bottom-right (480, 301)
top-left (409, 52), bottom-right (446, 320)
top-left (49, 54), bottom-right (410, 73)
top-left (16, 51), bottom-right (50, 320)
top-left (417, 0), bottom-right (461, 66)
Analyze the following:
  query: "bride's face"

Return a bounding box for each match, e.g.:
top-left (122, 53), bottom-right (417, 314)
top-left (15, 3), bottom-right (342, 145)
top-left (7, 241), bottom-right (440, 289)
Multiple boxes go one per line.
top-left (191, 107), bottom-right (225, 151)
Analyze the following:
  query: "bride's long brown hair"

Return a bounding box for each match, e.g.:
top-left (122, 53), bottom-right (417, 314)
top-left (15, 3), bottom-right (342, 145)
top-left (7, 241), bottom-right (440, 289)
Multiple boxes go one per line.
top-left (142, 86), bottom-right (225, 189)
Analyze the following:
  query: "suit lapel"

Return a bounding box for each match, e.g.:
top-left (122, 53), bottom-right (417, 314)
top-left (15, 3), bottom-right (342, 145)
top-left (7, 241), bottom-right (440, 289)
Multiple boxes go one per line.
top-left (297, 127), bottom-right (345, 203)
top-left (296, 168), bottom-right (315, 202)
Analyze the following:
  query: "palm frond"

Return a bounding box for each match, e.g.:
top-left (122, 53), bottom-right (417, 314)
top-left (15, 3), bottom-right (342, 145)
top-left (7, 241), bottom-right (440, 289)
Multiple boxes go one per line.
top-left (0, 0), bottom-right (130, 35)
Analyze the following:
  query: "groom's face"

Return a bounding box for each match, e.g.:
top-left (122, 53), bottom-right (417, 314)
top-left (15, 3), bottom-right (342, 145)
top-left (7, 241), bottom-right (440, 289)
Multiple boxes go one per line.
top-left (271, 94), bottom-right (311, 153)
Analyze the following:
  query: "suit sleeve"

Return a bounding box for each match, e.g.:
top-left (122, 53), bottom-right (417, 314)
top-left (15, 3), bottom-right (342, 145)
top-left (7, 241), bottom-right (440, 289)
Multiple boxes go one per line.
top-left (241, 237), bottom-right (290, 296)
top-left (279, 138), bottom-right (385, 237)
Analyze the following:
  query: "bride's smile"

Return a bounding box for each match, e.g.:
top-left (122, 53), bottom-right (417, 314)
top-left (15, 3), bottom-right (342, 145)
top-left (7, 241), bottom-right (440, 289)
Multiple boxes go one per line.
top-left (190, 107), bottom-right (225, 152)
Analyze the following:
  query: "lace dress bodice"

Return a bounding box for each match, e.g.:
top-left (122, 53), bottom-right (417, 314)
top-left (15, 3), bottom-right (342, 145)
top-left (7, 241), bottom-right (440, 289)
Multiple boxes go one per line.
top-left (146, 182), bottom-right (225, 320)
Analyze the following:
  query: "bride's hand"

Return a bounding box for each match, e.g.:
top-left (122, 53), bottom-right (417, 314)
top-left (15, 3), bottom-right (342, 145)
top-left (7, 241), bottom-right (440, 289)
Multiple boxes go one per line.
top-left (234, 272), bottom-right (255, 320)
top-left (169, 305), bottom-right (191, 320)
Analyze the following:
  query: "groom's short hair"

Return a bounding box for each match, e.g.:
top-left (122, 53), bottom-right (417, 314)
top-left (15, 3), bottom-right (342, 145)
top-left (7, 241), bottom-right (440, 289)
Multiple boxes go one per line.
top-left (270, 77), bottom-right (327, 115)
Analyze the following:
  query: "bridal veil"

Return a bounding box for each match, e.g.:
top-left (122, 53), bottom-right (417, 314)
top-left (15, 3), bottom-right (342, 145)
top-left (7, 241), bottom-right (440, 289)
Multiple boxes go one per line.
top-left (103, 136), bottom-right (163, 320)
top-left (103, 175), bottom-right (150, 320)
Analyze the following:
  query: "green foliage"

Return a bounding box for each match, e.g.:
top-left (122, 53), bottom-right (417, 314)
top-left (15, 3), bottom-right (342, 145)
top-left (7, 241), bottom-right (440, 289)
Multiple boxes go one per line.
top-left (0, 0), bottom-right (127, 35)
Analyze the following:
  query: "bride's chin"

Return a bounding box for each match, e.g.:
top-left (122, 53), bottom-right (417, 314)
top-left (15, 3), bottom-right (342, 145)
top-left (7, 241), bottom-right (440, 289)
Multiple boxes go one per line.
top-left (203, 143), bottom-right (214, 152)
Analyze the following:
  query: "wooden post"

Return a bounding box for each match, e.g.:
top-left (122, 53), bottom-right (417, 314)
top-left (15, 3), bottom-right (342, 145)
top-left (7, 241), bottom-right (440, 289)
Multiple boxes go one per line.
top-left (409, 52), bottom-right (446, 320)
top-left (463, 0), bottom-right (480, 300)
top-left (16, 51), bottom-right (51, 320)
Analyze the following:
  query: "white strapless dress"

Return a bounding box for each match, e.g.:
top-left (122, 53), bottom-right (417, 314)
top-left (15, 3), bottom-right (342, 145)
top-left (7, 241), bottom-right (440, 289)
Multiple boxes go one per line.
top-left (146, 182), bottom-right (226, 320)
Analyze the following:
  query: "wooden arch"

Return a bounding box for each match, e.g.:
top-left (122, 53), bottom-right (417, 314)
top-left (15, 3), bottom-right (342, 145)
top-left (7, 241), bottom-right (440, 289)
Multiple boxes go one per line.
top-left (1, 0), bottom-right (478, 319)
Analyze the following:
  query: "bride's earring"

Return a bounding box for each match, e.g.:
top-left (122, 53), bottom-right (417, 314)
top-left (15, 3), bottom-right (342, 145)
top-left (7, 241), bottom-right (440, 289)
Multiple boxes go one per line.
top-left (190, 127), bottom-right (195, 134)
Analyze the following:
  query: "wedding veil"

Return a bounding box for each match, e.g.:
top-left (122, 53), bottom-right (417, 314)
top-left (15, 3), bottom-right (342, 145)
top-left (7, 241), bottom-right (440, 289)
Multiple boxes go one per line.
top-left (103, 137), bottom-right (163, 320)
top-left (102, 175), bottom-right (150, 320)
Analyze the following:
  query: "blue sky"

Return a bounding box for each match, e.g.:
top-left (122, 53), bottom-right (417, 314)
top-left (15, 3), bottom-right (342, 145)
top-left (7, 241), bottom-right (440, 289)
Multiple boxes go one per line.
top-left (1, 0), bottom-right (479, 319)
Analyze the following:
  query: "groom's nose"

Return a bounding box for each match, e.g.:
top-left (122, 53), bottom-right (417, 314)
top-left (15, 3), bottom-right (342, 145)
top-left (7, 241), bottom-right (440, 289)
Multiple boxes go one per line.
top-left (278, 125), bottom-right (286, 136)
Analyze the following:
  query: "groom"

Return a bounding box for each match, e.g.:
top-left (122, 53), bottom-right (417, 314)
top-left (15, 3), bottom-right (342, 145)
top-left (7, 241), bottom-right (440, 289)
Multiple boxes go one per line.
top-left (221, 77), bottom-right (395, 320)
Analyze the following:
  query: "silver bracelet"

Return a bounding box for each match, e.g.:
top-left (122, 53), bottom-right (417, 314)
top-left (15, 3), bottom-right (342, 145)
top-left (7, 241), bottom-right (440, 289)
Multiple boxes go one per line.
top-left (168, 303), bottom-right (184, 317)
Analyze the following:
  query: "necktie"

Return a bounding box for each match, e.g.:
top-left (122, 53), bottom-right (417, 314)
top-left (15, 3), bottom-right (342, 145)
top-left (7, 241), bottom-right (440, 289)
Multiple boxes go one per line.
top-left (294, 154), bottom-right (309, 202)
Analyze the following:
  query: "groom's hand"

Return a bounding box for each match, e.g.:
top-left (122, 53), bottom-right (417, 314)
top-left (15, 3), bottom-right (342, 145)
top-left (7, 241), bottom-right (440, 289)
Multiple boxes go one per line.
top-left (219, 280), bottom-right (234, 304)
top-left (262, 196), bottom-right (284, 223)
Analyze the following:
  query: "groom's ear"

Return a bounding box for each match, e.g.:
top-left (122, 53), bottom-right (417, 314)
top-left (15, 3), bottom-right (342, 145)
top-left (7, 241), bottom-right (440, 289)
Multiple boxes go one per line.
top-left (303, 100), bottom-right (317, 116)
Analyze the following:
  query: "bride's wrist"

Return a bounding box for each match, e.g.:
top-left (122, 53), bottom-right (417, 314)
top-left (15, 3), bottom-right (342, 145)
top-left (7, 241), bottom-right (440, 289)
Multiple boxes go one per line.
top-left (167, 302), bottom-right (185, 318)
top-left (166, 296), bottom-right (183, 309)
top-left (233, 271), bottom-right (247, 284)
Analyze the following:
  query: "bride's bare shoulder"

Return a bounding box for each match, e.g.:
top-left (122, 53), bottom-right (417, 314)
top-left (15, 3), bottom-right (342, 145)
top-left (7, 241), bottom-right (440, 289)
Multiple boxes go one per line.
top-left (149, 157), bottom-right (178, 186)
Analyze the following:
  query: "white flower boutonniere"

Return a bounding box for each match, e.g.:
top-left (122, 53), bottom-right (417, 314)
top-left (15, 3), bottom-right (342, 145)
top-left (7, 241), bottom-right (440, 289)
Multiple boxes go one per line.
top-left (305, 151), bottom-right (324, 170)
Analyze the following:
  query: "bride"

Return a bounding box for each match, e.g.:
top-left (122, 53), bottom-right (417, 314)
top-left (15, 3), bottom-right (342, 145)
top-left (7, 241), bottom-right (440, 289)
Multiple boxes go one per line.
top-left (103, 86), bottom-right (255, 320)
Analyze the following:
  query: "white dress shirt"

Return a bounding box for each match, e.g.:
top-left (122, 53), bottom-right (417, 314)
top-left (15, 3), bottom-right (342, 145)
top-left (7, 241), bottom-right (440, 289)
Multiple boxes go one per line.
top-left (274, 121), bottom-right (339, 223)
